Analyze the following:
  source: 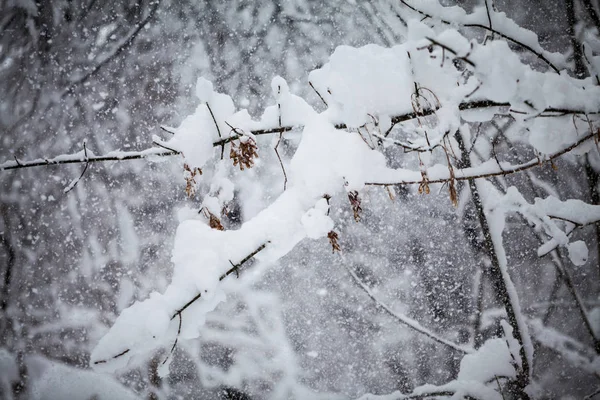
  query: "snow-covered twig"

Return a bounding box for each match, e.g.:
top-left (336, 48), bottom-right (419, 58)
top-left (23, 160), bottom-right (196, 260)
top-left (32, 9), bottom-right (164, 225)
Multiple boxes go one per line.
top-left (2, 102), bottom-right (596, 172)
top-left (397, 0), bottom-right (561, 73)
top-left (528, 318), bottom-right (600, 378)
top-left (366, 128), bottom-right (598, 186)
top-left (92, 242), bottom-right (268, 366)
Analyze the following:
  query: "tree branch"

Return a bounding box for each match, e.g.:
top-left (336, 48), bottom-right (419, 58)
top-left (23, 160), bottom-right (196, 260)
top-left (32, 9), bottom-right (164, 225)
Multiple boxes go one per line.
top-left (397, 0), bottom-right (561, 73)
top-left (366, 128), bottom-right (598, 186)
top-left (342, 260), bottom-right (472, 355)
top-left (2, 100), bottom-right (597, 172)
top-left (92, 242), bottom-right (268, 366)
top-left (62, 0), bottom-right (161, 95)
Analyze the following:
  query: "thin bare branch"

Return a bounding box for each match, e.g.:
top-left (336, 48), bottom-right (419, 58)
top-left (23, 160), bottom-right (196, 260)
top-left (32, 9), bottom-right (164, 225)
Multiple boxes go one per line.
top-left (274, 133), bottom-right (288, 191)
top-left (342, 260), bottom-right (472, 355)
top-left (62, 0), bottom-right (161, 95)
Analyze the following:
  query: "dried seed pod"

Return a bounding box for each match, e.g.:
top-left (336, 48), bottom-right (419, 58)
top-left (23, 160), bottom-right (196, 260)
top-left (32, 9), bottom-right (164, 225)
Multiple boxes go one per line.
top-left (327, 230), bottom-right (341, 253)
top-left (348, 191), bottom-right (362, 222)
top-left (418, 171), bottom-right (430, 195)
top-left (448, 167), bottom-right (458, 207)
top-left (203, 208), bottom-right (225, 231)
top-left (230, 137), bottom-right (259, 171)
top-left (183, 163), bottom-right (202, 197)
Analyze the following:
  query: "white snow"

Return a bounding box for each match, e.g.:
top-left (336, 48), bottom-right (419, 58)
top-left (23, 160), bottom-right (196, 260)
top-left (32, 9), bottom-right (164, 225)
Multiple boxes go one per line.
top-left (301, 198), bottom-right (334, 239)
top-left (29, 358), bottom-right (139, 400)
top-left (458, 338), bottom-right (516, 382)
top-left (567, 241), bottom-right (589, 266)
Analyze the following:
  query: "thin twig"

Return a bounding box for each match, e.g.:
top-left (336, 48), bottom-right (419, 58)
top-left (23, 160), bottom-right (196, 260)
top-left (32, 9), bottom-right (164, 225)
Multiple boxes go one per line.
top-left (161, 313), bottom-right (182, 365)
top-left (62, 0), bottom-right (161, 95)
top-left (584, 386), bottom-right (600, 400)
top-left (160, 125), bottom-right (176, 135)
top-left (309, 81), bottom-right (328, 106)
top-left (342, 259), bottom-right (472, 355)
top-left (274, 133), bottom-right (288, 191)
top-left (64, 142), bottom-right (90, 193)
top-left (420, 37), bottom-right (476, 67)
top-left (152, 141), bottom-right (179, 153)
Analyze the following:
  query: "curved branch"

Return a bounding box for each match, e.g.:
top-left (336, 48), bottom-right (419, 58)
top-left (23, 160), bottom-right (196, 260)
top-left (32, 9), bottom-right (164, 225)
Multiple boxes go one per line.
top-left (62, 0), bottom-right (161, 95)
top-left (92, 242), bottom-right (267, 366)
top-left (343, 261), bottom-right (472, 355)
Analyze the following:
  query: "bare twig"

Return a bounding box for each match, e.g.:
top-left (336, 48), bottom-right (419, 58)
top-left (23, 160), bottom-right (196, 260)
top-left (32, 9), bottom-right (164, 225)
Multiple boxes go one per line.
top-left (274, 133), bottom-right (288, 191)
top-left (309, 81), bottom-right (328, 106)
top-left (161, 313), bottom-right (182, 365)
top-left (160, 125), bottom-right (176, 135)
top-left (420, 37), bottom-right (476, 67)
top-left (64, 142), bottom-right (90, 193)
top-left (584, 386), bottom-right (600, 400)
top-left (62, 0), bottom-right (162, 95)
top-left (342, 259), bottom-right (472, 355)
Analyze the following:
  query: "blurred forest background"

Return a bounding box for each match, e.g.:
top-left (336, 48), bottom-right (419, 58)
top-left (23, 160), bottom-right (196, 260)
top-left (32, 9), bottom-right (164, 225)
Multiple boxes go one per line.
top-left (1, 0), bottom-right (599, 399)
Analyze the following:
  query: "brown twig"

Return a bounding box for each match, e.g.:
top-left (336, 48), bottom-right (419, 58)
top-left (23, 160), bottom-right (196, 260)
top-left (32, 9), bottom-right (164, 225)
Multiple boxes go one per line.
top-left (274, 133), bottom-right (288, 191)
top-left (309, 81), bottom-right (328, 106)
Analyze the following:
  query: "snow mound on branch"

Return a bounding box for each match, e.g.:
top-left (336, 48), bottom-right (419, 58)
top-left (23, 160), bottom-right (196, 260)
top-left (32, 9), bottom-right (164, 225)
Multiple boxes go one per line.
top-left (458, 338), bottom-right (516, 382)
top-left (290, 115), bottom-right (388, 193)
top-left (164, 78), bottom-right (235, 169)
top-left (260, 76), bottom-right (316, 127)
top-left (301, 198), bottom-right (333, 239)
top-left (567, 241), bottom-right (588, 266)
top-left (90, 292), bottom-right (172, 372)
top-left (309, 44), bottom-right (414, 128)
top-left (29, 355), bottom-right (140, 400)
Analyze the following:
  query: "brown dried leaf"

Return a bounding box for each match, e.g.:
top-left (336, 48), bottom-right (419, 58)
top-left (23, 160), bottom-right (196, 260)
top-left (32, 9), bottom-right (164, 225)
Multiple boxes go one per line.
top-left (418, 171), bottom-right (430, 195)
top-left (183, 163), bottom-right (202, 197)
top-left (230, 137), bottom-right (259, 171)
top-left (209, 213), bottom-right (225, 231)
top-left (449, 180), bottom-right (458, 207)
top-left (448, 167), bottom-right (458, 207)
top-left (348, 191), bottom-right (362, 222)
top-left (327, 230), bottom-right (341, 253)
top-left (203, 209), bottom-right (225, 231)
top-left (385, 185), bottom-right (396, 202)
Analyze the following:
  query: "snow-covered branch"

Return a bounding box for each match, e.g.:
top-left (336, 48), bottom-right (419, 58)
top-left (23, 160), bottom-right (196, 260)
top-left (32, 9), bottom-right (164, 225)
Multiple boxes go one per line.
top-left (7, 12), bottom-right (597, 398)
